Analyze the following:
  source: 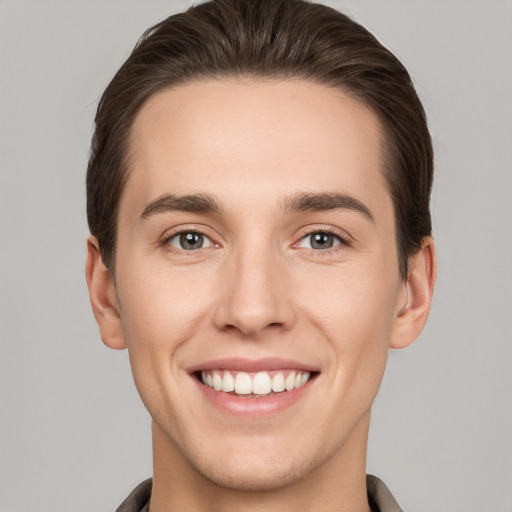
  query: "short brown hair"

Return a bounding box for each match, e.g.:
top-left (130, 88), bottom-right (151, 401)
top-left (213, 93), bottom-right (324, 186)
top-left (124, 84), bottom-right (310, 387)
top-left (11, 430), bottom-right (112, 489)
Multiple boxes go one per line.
top-left (87, 0), bottom-right (433, 278)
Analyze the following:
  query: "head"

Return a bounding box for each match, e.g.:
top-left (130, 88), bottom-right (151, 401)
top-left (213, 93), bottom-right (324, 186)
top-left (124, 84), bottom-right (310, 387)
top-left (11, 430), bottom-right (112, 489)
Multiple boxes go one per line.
top-left (85, 0), bottom-right (436, 499)
top-left (87, 0), bottom-right (433, 280)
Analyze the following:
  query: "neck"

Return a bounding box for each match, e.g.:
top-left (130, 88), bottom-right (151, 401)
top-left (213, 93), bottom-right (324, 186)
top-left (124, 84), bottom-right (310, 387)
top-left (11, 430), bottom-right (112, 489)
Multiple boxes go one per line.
top-left (149, 414), bottom-right (372, 512)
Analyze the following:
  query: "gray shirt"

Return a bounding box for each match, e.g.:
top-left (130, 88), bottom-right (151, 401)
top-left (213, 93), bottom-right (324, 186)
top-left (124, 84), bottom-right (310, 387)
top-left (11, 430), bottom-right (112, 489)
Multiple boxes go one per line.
top-left (115, 474), bottom-right (404, 512)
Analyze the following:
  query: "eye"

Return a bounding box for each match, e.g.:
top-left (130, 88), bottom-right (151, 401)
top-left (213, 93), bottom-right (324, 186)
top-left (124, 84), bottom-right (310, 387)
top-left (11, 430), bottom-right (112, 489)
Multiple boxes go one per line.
top-left (297, 231), bottom-right (344, 250)
top-left (167, 231), bottom-right (213, 251)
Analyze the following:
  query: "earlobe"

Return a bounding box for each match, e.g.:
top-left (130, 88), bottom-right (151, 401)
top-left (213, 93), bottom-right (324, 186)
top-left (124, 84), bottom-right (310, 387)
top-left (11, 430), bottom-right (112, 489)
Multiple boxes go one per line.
top-left (390, 237), bottom-right (437, 349)
top-left (85, 236), bottom-right (127, 350)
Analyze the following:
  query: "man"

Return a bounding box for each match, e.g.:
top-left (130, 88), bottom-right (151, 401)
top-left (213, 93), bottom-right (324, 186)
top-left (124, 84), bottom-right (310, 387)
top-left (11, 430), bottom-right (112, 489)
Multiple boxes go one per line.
top-left (85, 0), bottom-right (436, 510)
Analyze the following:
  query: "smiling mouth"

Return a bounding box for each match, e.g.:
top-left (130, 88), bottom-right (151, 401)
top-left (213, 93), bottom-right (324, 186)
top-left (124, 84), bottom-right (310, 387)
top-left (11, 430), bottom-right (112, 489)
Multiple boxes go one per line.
top-left (196, 369), bottom-right (314, 397)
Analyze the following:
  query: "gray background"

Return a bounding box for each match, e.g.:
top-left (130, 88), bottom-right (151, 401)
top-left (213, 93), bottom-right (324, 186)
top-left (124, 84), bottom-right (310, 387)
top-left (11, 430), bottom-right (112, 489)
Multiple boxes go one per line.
top-left (1, 1), bottom-right (511, 511)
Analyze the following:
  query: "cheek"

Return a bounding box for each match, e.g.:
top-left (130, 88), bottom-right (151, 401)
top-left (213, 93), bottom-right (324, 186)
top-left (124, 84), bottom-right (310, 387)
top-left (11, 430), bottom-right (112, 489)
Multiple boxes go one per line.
top-left (113, 259), bottom-right (220, 412)
top-left (300, 262), bottom-right (399, 337)
top-left (114, 260), bottom-right (217, 420)
top-left (298, 263), bottom-right (399, 386)
top-left (116, 260), bottom-right (214, 350)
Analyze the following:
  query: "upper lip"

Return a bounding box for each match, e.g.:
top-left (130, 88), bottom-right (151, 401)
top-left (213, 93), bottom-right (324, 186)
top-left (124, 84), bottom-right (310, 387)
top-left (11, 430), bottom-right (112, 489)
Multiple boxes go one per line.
top-left (187, 357), bottom-right (319, 374)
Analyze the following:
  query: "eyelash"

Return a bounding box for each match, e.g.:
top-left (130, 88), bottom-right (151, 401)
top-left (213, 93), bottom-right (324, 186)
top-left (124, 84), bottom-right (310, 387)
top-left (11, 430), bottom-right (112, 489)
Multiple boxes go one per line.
top-left (160, 226), bottom-right (352, 255)
top-left (293, 227), bottom-right (352, 255)
top-left (160, 227), bottom-right (215, 254)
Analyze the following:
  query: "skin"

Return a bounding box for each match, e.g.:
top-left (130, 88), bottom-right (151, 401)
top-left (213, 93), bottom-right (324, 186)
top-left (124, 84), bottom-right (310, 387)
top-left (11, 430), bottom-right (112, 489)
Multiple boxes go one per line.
top-left (86, 79), bottom-right (436, 512)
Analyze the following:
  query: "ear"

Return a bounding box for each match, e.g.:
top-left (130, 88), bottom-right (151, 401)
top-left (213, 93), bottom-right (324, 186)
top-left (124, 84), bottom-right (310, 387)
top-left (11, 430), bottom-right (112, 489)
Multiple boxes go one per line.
top-left (85, 236), bottom-right (127, 350)
top-left (390, 237), bottom-right (437, 349)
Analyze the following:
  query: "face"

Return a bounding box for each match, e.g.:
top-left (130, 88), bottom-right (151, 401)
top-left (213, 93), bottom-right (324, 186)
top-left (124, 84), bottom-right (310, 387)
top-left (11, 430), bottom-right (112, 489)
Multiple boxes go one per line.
top-left (104, 80), bottom-right (413, 490)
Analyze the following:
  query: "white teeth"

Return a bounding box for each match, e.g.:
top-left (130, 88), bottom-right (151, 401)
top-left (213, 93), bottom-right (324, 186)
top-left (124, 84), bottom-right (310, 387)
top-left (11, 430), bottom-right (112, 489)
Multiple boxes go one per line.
top-left (201, 369), bottom-right (312, 395)
top-left (234, 372), bottom-right (252, 394)
top-left (252, 372), bottom-right (272, 395)
top-left (271, 372), bottom-right (285, 392)
top-left (221, 372), bottom-right (235, 392)
top-left (285, 372), bottom-right (296, 391)
top-left (212, 371), bottom-right (222, 391)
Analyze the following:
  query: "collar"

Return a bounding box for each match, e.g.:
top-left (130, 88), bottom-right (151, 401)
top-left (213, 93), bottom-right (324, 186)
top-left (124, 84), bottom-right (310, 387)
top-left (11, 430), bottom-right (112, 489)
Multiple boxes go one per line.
top-left (116, 474), bottom-right (403, 512)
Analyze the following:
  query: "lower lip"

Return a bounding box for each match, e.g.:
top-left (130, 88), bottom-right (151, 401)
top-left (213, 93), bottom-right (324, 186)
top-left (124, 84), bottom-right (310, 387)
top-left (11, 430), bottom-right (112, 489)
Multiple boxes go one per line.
top-left (194, 376), bottom-right (315, 417)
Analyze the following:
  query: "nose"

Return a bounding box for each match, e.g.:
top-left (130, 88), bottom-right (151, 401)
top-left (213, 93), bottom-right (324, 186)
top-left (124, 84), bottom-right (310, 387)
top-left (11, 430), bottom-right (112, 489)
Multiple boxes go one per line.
top-left (212, 243), bottom-right (296, 338)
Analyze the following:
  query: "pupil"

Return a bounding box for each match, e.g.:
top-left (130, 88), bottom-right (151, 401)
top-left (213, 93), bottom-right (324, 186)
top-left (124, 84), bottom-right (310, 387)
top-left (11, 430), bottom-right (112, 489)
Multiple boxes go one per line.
top-left (180, 233), bottom-right (203, 250)
top-left (311, 232), bottom-right (333, 249)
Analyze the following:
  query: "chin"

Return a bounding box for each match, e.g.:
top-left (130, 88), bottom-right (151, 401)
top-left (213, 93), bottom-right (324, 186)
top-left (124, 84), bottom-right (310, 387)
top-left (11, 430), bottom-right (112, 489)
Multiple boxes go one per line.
top-left (174, 425), bottom-right (329, 492)
top-left (191, 453), bottom-right (318, 492)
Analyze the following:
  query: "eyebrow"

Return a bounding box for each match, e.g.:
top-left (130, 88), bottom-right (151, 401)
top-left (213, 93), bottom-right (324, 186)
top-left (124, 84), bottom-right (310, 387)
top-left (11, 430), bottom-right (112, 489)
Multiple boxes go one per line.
top-left (140, 193), bottom-right (222, 219)
top-left (283, 192), bottom-right (374, 222)
top-left (139, 191), bottom-right (374, 222)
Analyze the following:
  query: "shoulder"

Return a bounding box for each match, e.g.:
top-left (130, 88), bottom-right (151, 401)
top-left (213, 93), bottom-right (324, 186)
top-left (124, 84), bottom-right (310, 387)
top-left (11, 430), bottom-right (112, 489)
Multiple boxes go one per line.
top-left (115, 479), bottom-right (152, 512)
top-left (367, 474), bottom-right (404, 512)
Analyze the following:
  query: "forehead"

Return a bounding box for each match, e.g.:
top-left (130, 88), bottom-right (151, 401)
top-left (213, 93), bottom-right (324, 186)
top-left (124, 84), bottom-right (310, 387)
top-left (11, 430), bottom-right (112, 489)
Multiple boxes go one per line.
top-left (123, 79), bottom-right (390, 219)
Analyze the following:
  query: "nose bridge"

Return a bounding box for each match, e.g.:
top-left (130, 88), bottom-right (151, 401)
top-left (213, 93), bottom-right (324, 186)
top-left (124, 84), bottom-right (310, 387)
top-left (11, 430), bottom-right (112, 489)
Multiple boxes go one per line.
top-left (213, 233), bottom-right (294, 337)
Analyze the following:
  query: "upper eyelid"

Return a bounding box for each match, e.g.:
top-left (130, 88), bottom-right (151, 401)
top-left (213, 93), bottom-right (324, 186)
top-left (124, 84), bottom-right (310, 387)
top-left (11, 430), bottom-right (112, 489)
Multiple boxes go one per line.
top-left (158, 229), bottom-right (213, 254)
top-left (161, 228), bottom-right (217, 254)
top-left (294, 225), bottom-right (353, 244)
top-left (161, 225), bottom-right (216, 241)
top-left (166, 230), bottom-right (212, 242)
